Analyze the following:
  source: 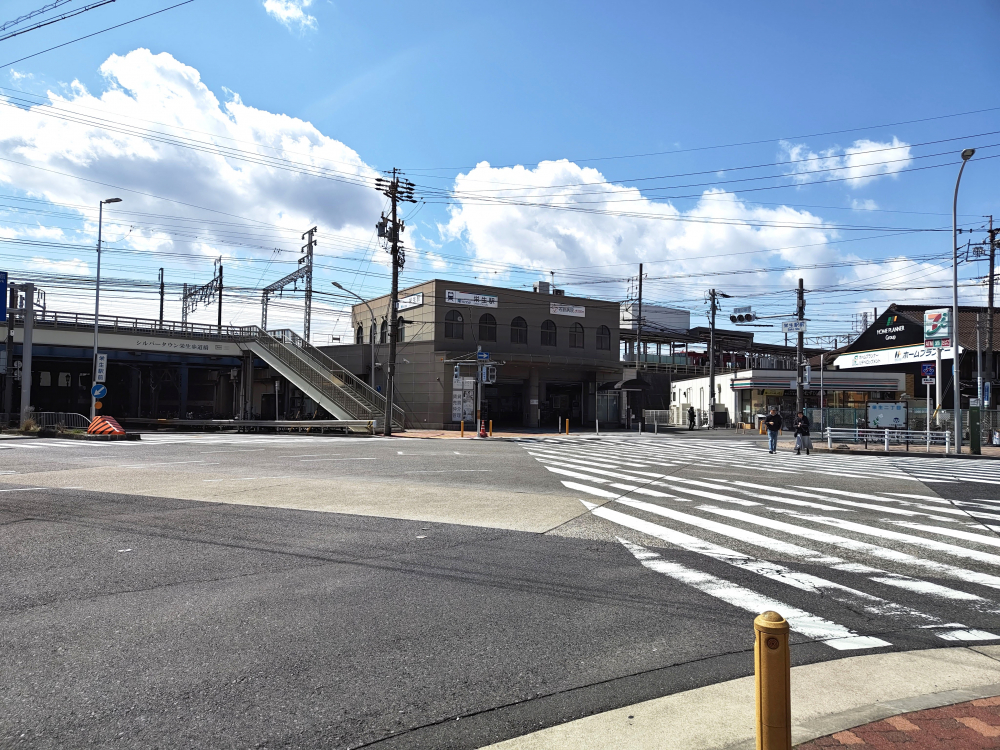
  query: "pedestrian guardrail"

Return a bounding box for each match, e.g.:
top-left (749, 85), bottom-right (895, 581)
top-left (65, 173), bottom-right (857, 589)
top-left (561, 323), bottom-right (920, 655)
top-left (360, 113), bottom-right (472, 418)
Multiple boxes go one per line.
top-left (824, 427), bottom-right (951, 453)
top-left (34, 412), bottom-right (92, 429)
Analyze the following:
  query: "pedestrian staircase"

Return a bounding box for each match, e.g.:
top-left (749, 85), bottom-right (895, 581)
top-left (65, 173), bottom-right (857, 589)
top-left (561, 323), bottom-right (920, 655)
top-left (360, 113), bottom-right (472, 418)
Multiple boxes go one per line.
top-left (243, 327), bottom-right (405, 430)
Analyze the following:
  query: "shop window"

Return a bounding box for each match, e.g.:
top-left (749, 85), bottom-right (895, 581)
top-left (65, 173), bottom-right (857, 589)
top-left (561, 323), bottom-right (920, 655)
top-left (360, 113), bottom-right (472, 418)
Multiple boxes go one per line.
top-left (569, 322), bottom-right (584, 348)
top-left (510, 317), bottom-right (527, 344)
top-left (78, 373), bottom-right (88, 387)
top-left (39, 371), bottom-right (51, 387)
top-left (479, 313), bottom-right (497, 342)
top-left (445, 310), bottom-right (464, 339)
top-left (541, 320), bottom-right (557, 347)
top-left (58, 372), bottom-right (71, 387)
top-left (596, 325), bottom-right (611, 350)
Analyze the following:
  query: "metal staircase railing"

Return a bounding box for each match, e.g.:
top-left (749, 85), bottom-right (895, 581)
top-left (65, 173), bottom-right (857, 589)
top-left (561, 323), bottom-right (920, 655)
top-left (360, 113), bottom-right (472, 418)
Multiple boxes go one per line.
top-left (244, 327), bottom-right (404, 429)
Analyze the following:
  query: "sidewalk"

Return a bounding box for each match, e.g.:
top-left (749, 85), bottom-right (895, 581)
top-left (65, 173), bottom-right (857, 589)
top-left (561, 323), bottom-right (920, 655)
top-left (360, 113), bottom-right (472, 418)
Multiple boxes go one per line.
top-left (480, 646), bottom-right (1000, 750)
top-left (797, 696), bottom-right (1000, 748)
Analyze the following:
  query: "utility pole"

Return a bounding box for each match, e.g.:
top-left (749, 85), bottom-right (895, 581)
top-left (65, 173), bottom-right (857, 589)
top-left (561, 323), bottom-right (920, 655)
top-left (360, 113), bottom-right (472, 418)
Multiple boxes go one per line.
top-left (635, 263), bottom-right (643, 365)
top-left (375, 169), bottom-right (416, 436)
top-left (216, 258), bottom-right (223, 334)
top-left (301, 227), bottom-right (317, 342)
top-left (796, 278), bottom-right (805, 414)
top-left (987, 216), bottom-right (996, 407)
top-left (158, 268), bottom-right (165, 327)
top-left (708, 289), bottom-right (717, 428)
top-left (3, 284), bottom-right (15, 423)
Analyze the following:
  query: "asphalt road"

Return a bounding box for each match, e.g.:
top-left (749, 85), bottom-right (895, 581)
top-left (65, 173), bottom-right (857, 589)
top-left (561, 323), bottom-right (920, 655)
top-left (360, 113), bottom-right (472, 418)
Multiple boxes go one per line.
top-left (1, 430), bottom-right (998, 749)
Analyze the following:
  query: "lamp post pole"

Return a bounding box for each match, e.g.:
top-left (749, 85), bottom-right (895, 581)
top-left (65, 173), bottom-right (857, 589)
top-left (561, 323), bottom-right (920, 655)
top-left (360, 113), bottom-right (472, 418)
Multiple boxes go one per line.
top-left (952, 149), bottom-right (974, 453)
top-left (91, 198), bottom-right (121, 420)
top-left (333, 282), bottom-right (376, 389)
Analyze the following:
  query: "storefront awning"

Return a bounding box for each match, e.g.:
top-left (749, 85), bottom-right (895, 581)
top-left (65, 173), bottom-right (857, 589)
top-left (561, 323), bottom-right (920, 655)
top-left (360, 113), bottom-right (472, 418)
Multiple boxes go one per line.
top-left (731, 374), bottom-right (902, 391)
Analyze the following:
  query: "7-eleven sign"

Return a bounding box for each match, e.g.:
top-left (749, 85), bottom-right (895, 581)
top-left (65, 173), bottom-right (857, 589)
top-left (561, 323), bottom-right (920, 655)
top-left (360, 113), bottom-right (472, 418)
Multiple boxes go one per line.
top-left (923, 308), bottom-right (951, 341)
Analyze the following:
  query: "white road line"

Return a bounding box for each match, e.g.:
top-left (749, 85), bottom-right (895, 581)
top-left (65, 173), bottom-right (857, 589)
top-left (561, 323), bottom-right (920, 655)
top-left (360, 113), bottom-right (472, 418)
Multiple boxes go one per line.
top-left (699, 505), bottom-right (1000, 601)
top-left (615, 536), bottom-right (889, 651)
top-left (890, 521), bottom-right (1000, 549)
top-left (776, 511), bottom-right (1000, 567)
top-left (298, 458), bottom-right (376, 462)
top-left (0, 487), bottom-right (47, 492)
top-left (120, 461), bottom-right (220, 468)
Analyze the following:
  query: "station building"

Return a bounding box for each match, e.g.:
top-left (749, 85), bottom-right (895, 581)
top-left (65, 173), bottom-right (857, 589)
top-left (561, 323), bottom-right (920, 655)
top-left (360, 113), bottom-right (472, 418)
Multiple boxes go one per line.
top-left (320, 279), bottom-right (624, 429)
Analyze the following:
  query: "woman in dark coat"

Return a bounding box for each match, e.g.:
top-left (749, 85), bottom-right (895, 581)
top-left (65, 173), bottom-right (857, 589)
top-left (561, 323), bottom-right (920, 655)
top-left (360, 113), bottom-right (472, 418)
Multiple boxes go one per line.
top-left (794, 411), bottom-right (811, 455)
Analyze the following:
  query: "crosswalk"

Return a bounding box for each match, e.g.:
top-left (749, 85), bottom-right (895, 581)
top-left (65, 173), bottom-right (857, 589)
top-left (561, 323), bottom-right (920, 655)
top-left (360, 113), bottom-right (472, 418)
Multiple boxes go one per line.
top-left (522, 436), bottom-right (1000, 651)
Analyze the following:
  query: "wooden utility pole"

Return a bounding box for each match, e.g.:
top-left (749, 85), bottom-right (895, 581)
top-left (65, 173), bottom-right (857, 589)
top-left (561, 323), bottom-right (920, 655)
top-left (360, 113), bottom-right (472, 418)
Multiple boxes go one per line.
top-left (375, 170), bottom-right (415, 435)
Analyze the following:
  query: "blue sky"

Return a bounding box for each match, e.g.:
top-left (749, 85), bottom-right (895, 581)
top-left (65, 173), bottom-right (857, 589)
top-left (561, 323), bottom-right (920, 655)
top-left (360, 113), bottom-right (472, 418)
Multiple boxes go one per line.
top-left (1, 0), bottom-right (998, 344)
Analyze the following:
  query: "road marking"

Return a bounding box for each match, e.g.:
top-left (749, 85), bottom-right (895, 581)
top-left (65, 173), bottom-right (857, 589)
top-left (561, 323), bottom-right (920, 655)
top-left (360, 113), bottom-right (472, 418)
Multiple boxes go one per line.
top-left (615, 536), bottom-right (889, 651)
top-left (203, 449), bottom-right (268, 454)
top-left (0, 487), bottom-right (47, 492)
top-left (120, 461), bottom-right (219, 468)
top-left (405, 469), bottom-right (493, 473)
top-left (299, 458), bottom-right (376, 462)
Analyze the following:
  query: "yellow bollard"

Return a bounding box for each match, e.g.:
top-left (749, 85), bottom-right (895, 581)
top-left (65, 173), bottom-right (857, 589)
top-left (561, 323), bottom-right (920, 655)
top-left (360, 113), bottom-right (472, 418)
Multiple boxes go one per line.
top-left (489, 420), bottom-right (493, 437)
top-left (460, 420), bottom-right (464, 438)
top-left (755, 611), bottom-right (791, 750)
top-left (565, 420), bottom-right (569, 435)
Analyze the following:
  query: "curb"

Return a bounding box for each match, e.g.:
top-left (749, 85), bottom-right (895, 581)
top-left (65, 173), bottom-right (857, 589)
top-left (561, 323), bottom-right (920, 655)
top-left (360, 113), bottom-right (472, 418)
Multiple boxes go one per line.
top-left (808, 446), bottom-right (1000, 460)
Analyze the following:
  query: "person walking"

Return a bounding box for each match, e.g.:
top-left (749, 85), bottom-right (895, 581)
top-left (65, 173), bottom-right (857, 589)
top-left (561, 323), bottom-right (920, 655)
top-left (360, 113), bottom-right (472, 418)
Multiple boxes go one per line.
top-left (687, 406), bottom-right (696, 431)
top-left (794, 411), bottom-right (812, 455)
top-left (764, 407), bottom-right (782, 454)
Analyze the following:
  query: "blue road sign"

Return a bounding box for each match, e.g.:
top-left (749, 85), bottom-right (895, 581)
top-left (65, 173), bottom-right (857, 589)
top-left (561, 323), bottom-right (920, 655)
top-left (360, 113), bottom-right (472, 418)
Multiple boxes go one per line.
top-left (986, 381), bottom-right (992, 405)
top-left (91, 384), bottom-right (107, 399)
top-left (921, 363), bottom-right (935, 377)
top-left (0, 271), bottom-right (6, 323)
top-left (477, 351), bottom-right (490, 360)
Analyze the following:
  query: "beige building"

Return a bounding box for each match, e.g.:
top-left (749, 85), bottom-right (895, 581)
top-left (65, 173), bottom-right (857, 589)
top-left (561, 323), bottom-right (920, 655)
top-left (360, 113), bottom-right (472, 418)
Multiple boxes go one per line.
top-left (321, 279), bottom-right (622, 429)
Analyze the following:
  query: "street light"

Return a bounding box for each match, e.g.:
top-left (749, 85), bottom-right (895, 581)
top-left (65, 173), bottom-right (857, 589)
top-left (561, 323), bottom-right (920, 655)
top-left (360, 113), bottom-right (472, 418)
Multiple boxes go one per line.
top-left (951, 149), bottom-right (974, 453)
top-left (332, 281), bottom-right (376, 389)
top-left (91, 198), bottom-right (121, 420)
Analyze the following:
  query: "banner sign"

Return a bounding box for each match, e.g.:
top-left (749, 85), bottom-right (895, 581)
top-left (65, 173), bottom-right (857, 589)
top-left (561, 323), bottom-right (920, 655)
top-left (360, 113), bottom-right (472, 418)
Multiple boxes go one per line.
top-left (550, 303), bottom-right (585, 317)
top-left (95, 353), bottom-right (108, 383)
top-left (782, 320), bottom-right (807, 333)
top-left (396, 292), bottom-right (423, 311)
top-left (445, 290), bottom-right (497, 308)
top-left (834, 343), bottom-right (960, 369)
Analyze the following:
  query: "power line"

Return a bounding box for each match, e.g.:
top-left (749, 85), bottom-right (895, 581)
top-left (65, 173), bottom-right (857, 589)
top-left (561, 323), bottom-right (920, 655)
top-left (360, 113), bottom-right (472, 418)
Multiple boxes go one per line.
top-left (0, 0), bottom-right (196, 69)
top-left (0, 0), bottom-right (116, 44)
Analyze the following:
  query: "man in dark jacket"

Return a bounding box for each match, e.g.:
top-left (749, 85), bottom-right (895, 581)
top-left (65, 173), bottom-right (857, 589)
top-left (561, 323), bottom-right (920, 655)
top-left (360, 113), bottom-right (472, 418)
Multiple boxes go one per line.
top-left (688, 406), bottom-right (696, 430)
top-left (794, 411), bottom-right (811, 455)
top-left (764, 408), bottom-right (782, 454)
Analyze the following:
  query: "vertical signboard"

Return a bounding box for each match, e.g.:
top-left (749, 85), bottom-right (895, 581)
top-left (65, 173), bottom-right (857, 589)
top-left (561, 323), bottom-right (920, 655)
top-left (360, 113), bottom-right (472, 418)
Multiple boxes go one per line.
top-left (95, 353), bottom-right (108, 383)
top-left (0, 271), bottom-right (6, 323)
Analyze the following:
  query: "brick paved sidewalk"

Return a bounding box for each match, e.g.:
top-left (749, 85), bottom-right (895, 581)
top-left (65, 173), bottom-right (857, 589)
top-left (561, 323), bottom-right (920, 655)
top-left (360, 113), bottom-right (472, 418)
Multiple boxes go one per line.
top-left (796, 696), bottom-right (1000, 748)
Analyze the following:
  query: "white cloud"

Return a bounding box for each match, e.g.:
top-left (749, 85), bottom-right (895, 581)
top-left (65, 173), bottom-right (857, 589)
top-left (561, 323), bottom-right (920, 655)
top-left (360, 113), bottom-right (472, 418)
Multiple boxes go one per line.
top-left (781, 137), bottom-right (912, 188)
top-left (32, 256), bottom-right (90, 274)
top-left (0, 48), bottom-right (380, 261)
top-left (850, 198), bottom-right (879, 211)
top-left (262, 0), bottom-right (316, 30)
top-left (0, 49), bottom-right (381, 343)
top-left (443, 159), bottom-right (840, 293)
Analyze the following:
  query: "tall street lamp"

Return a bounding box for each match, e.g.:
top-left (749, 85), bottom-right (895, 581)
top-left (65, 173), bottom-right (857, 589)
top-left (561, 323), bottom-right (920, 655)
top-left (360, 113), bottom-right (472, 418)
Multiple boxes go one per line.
top-left (952, 148), bottom-right (974, 453)
top-left (332, 281), bottom-right (376, 389)
top-left (91, 197), bottom-right (121, 420)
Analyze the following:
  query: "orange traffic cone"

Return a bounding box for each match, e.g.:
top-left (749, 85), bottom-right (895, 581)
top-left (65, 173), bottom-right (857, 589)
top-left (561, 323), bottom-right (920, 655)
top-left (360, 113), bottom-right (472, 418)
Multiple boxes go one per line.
top-left (479, 420), bottom-right (487, 438)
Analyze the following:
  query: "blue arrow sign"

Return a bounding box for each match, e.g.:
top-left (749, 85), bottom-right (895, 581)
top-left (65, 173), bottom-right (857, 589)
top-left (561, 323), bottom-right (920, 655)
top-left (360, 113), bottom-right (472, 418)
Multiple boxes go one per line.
top-left (91, 384), bottom-right (107, 399)
top-left (477, 351), bottom-right (490, 360)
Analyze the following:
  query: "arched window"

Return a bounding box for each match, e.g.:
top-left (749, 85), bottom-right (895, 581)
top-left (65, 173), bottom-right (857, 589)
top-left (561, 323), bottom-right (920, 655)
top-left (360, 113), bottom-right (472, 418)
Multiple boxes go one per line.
top-left (356, 324), bottom-right (364, 345)
top-left (510, 316), bottom-right (527, 344)
top-left (540, 319), bottom-right (557, 347)
top-left (569, 322), bottom-right (584, 348)
top-left (445, 309), bottom-right (464, 339)
top-left (479, 313), bottom-right (497, 342)
top-left (380, 319), bottom-right (388, 344)
top-left (397, 316), bottom-right (405, 343)
top-left (596, 325), bottom-right (611, 350)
